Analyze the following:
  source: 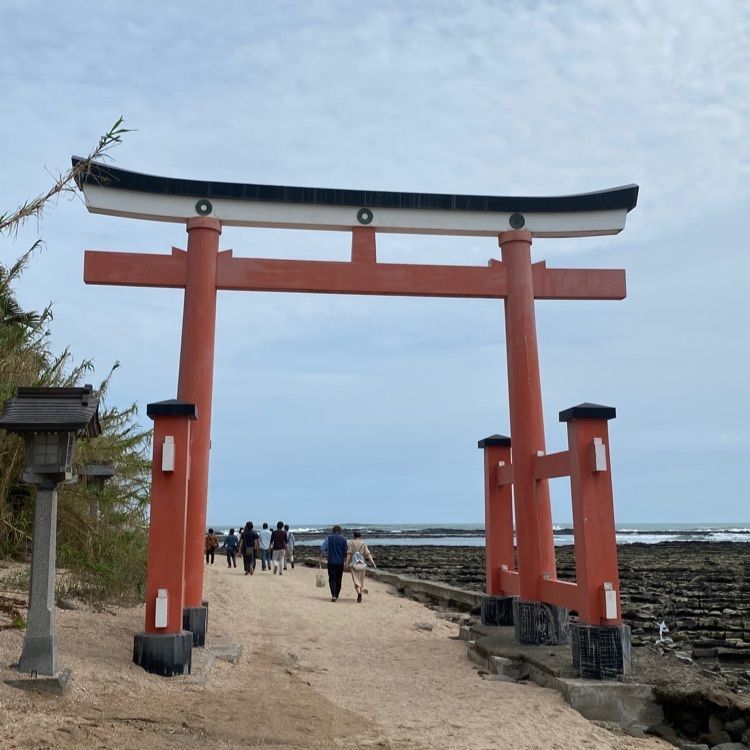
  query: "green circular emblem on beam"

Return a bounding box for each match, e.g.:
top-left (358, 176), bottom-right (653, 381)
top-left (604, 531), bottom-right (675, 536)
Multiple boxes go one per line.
top-left (356, 208), bottom-right (373, 225)
top-left (509, 213), bottom-right (525, 229)
top-left (195, 199), bottom-right (213, 216)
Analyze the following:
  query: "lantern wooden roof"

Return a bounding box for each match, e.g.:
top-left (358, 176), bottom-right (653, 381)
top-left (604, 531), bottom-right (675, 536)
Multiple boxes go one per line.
top-left (0, 385), bottom-right (101, 437)
top-left (80, 463), bottom-right (114, 479)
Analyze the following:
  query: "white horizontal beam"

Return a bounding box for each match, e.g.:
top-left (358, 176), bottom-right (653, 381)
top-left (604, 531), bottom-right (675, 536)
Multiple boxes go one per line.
top-left (82, 184), bottom-right (629, 239)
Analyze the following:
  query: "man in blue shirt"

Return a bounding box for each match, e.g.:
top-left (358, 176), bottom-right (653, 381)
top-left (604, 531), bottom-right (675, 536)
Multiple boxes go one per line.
top-left (319, 525), bottom-right (348, 601)
top-left (222, 528), bottom-right (239, 568)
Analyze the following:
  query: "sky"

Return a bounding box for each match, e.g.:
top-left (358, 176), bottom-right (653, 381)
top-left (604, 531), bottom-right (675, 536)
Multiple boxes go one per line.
top-left (1, 1), bottom-right (748, 525)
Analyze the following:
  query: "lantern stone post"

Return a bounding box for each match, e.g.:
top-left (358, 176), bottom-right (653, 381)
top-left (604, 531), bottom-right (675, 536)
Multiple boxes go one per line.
top-left (22, 480), bottom-right (59, 675)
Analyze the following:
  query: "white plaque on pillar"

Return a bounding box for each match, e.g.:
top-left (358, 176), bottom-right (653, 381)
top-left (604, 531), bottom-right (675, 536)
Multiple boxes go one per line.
top-left (155, 589), bottom-right (168, 628)
top-left (591, 437), bottom-right (607, 472)
top-left (603, 582), bottom-right (617, 619)
top-left (162, 436), bottom-right (175, 472)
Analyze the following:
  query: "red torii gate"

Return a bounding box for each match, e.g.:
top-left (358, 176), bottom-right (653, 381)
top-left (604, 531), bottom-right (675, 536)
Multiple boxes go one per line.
top-left (75, 159), bottom-right (637, 678)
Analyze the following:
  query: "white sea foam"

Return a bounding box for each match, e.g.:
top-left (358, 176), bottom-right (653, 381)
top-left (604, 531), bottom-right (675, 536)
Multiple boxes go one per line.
top-left (215, 521), bottom-right (750, 546)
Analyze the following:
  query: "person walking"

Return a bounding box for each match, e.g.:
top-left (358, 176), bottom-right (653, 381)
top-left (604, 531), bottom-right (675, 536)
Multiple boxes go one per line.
top-left (319, 525), bottom-right (348, 602)
top-left (345, 530), bottom-right (376, 603)
top-left (205, 528), bottom-right (218, 565)
top-left (270, 521), bottom-right (288, 575)
top-left (258, 522), bottom-right (272, 571)
top-left (240, 522), bottom-right (259, 575)
top-left (284, 524), bottom-right (295, 570)
top-left (223, 528), bottom-right (239, 568)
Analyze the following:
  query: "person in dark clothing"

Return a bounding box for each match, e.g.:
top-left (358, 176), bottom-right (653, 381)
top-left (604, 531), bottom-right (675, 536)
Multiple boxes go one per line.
top-left (270, 521), bottom-right (288, 575)
top-left (319, 525), bottom-right (348, 601)
top-left (205, 528), bottom-right (218, 564)
top-left (223, 528), bottom-right (239, 568)
top-left (240, 521), bottom-right (259, 575)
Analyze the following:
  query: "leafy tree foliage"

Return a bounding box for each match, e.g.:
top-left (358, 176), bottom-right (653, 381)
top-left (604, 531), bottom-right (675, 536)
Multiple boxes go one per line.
top-left (0, 120), bottom-right (151, 602)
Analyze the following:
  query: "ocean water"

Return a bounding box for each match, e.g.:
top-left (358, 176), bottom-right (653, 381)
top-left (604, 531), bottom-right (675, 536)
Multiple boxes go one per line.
top-left (213, 522), bottom-right (750, 547)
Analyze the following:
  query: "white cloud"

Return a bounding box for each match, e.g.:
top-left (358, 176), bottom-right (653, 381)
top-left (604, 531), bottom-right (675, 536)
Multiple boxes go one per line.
top-left (1, 0), bottom-right (748, 523)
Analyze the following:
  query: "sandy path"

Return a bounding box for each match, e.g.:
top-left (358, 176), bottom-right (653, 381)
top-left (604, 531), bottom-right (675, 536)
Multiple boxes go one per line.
top-left (0, 561), bottom-right (668, 749)
top-left (207, 561), bottom-right (664, 750)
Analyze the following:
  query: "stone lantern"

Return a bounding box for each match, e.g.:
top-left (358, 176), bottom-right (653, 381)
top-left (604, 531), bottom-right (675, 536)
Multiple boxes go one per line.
top-left (0, 385), bottom-right (100, 680)
top-left (80, 463), bottom-right (115, 520)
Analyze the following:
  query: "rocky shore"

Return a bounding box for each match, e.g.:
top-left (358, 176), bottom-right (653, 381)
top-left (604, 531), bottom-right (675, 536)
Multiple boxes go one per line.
top-left (298, 540), bottom-right (750, 696)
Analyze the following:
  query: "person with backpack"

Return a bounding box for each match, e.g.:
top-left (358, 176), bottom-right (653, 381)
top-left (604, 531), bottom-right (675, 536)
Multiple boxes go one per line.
top-left (223, 528), bottom-right (239, 568)
top-left (205, 528), bottom-right (219, 564)
top-left (345, 530), bottom-right (376, 603)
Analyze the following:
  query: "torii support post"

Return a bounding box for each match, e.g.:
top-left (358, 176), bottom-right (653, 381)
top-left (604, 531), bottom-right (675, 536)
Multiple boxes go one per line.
top-left (500, 230), bottom-right (568, 643)
top-left (178, 218), bottom-right (220, 643)
top-left (478, 434), bottom-right (515, 625)
top-left (133, 400), bottom-right (196, 676)
top-left (561, 403), bottom-right (630, 679)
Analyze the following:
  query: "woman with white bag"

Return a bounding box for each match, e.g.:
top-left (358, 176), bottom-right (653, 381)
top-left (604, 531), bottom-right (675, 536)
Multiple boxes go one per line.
top-left (345, 530), bottom-right (376, 603)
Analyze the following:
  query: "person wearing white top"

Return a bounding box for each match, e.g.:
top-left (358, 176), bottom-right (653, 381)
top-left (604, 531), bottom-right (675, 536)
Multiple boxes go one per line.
top-left (345, 530), bottom-right (376, 603)
top-left (284, 524), bottom-right (295, 570)
top-left (258, 522), bottom-right (272, 571)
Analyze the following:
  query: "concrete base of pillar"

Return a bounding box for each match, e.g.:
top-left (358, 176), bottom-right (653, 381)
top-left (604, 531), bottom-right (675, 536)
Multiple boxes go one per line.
top-left (133, 631), bottom-right (192, 676)
top-left (19, 633), bottom-right (58, 676)
top-left (183, 606), bottom-right (208, 646)
top-left (481, 595), bottom-right (515, 626)
top-left (4, 668), bottom-right (71, 695)
top-left (513, 599), bottom-right (569, 645)
top-left (571, 622), bottom-right (631, 679)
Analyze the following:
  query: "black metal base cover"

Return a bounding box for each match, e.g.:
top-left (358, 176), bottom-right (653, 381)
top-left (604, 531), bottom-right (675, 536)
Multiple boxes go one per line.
top-left (571, 622), bottom-right (631, 679)
top-left (133, 631), bottom-right (192, 676)
top-left (481, 595), bottom-right (515, 626)
top-left (183, 606), bottom-right (208, 646)
top-left (513, 599), bottom-right (570, 645)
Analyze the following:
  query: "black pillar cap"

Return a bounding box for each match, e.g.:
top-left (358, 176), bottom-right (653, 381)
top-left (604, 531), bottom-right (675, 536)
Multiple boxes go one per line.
top-left (477, 434), bottom-right (511, 449)
top-left (559, 403), bottom-right (616, 422)
top-left (146, 399), bottom-right (198, 420)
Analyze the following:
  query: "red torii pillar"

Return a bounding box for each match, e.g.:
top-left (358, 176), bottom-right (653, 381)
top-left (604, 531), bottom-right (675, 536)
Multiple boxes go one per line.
top-left (477, 433), bottom-right (514, 626)
top-left (475, 233), bottom-right (629, 674)
top-left (133, 399), bottom-right (196, 675)
top-left (177, 219), bottom-right (220, 643)
top-left (478, 230), bottom-right (564, 630)
top-left (86, 218), bottom-right (221, 645)
top-left (501, 230), bottom-right (557, 598)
